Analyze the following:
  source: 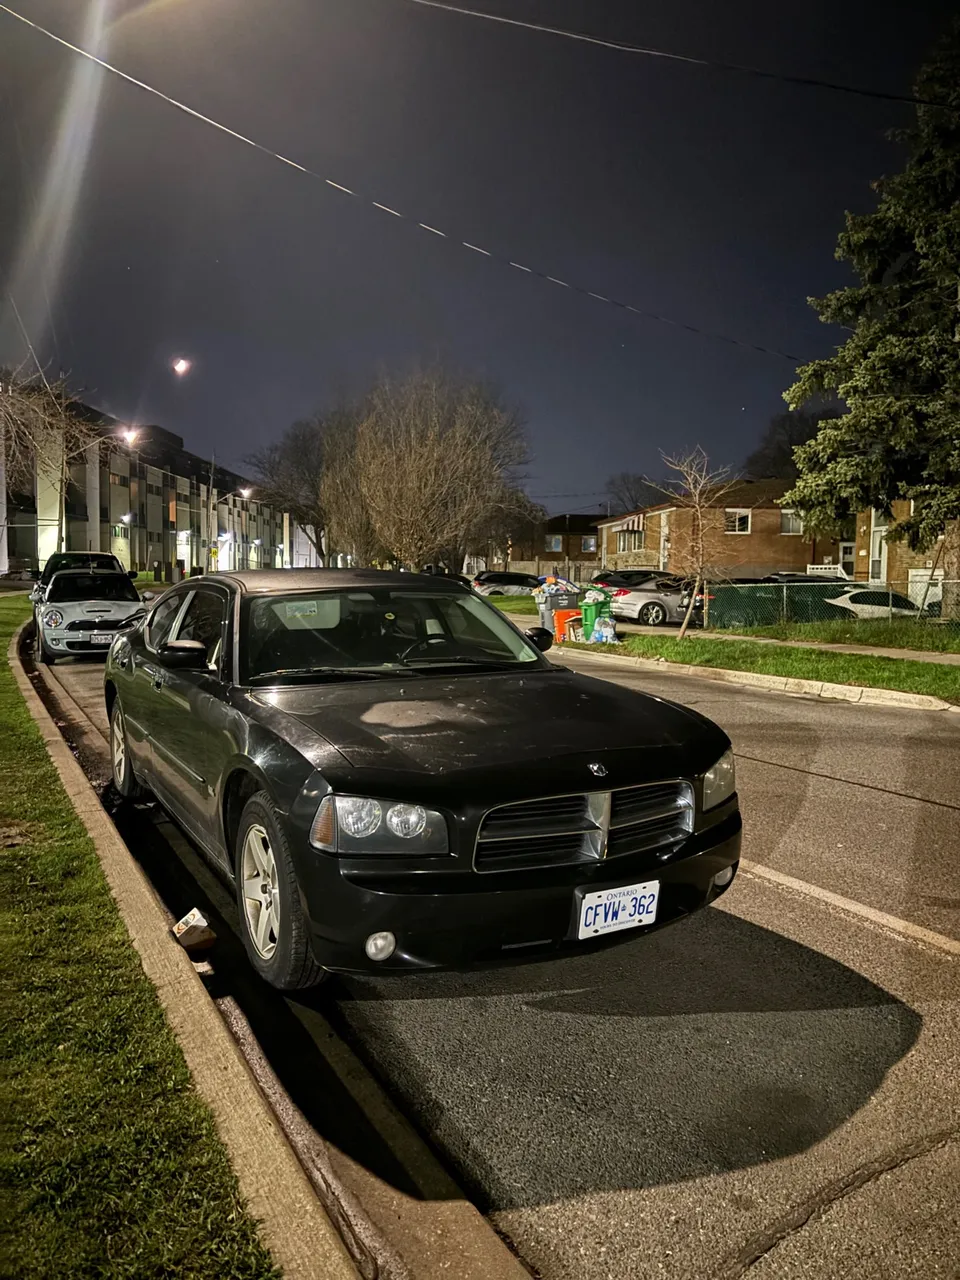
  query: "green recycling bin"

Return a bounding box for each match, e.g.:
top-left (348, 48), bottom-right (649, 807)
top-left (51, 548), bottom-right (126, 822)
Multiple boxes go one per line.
top-left (581, 602), bottom-right (601, 636)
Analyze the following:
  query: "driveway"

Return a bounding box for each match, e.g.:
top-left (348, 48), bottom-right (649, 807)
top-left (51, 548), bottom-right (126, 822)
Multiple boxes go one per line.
top-left (44, 651), bottom-right (960, 1280)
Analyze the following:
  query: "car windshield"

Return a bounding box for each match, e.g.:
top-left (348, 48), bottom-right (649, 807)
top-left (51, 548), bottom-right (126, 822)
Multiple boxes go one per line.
top-left (42, 554), bottom-right (121, 581)
top-left (47, 574), bottom-right (141, 604)
top-left (243, 588), bottom-right (541, 682)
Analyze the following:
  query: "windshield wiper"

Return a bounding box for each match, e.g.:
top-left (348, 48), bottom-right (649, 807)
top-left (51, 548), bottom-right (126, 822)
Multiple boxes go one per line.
top-left (400, 656), bottom-right (521, 671)
top-left (248, 665), bottom-right (407, 684)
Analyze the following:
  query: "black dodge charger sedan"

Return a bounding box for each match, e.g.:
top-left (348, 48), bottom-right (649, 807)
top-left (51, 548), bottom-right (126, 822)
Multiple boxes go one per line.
top-left (104, 570), bottom-right (741, 989)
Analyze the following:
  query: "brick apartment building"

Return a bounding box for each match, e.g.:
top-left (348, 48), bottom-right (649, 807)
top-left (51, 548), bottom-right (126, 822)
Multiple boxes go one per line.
top-left (505, 513), bottom-right (600, 579)
top-left (596, 480), bottom-right (854, 579)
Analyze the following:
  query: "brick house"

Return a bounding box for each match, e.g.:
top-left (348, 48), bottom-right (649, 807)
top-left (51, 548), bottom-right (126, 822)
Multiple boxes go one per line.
top-left (506, 513), bottom-right (600, 579)
top-left (597, 481), bottom-right (853, 579)
top-left (852, 503), bottom-right (958, 607)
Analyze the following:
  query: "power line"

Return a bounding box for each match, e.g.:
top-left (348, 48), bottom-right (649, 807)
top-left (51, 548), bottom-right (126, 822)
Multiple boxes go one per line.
top-left (0, 2), bottom-right (806, 365)
top-left (392, 0), bottom-right (956, 111)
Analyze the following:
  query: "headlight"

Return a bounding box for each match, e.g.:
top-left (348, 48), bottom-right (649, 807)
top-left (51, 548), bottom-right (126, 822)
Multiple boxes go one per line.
top-left (43, 609), bottom-right (64, 628)
top-left (310, 795), bottom-right (448, 855)
top-left (702, 748), bottom-right (736, 810)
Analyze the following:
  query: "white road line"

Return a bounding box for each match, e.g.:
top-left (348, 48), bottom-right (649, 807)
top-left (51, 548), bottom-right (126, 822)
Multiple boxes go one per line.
top-left (740, 859), bottom-right (960, 958)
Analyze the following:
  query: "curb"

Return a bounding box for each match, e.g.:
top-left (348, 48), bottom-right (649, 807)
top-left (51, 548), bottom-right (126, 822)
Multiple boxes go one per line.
top-left (9, 625), bottom-right (360, 1280)
top-left (551, 645), bottom-right (960, 712)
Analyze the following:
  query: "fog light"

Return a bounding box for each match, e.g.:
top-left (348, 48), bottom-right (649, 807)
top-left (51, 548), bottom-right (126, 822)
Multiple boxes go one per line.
top-left (364, 931), bottom-right (396, 961)
top-left (714, 865), bottom-right (735, 888)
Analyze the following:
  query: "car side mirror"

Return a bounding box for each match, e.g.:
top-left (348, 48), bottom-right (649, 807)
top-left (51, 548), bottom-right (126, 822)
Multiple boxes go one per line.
top-left (141, 591), bottom-right (156, 602)
top-left (127, 569), bottom-right (138, 579)
top-left (525, 626), bottom-right (553, 653)
top-left (157, 639), bottom-right (208, 670)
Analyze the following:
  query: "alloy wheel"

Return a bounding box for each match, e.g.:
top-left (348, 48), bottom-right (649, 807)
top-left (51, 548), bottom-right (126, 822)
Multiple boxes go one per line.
top-left (241, 824), bottom-right (281, 959)
top-left (112, 707), bottom-right (126, 787)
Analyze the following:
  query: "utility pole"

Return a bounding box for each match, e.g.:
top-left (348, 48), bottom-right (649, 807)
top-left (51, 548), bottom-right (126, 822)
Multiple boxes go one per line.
top-left (205, 453), bottom-right (216, 572)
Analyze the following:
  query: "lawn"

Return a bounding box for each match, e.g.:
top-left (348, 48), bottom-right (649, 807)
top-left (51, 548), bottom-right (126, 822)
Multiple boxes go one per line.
top-left (715, 617), bottom-right (960, 654)
top-left (492, 596), bottom-right (539, 615)
top-left (569, 632), bottom-right (960, 702)
top-left (0, 597), bottom-right (278, 1279)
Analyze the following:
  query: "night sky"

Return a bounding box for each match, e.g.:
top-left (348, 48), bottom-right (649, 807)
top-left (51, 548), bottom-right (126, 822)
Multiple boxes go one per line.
top-left (0, 0), bottom-right (954, 512)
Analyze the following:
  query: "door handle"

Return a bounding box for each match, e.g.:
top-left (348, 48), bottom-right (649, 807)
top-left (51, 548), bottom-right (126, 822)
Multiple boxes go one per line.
top-left (143, 664), bottom-right (163, 690)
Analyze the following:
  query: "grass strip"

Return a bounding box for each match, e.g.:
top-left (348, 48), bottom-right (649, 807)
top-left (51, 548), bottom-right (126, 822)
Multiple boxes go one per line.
top-left (717, 618), bottom-right (960, 654)
top-left (492, 597), bottom-right (539, 615)
top-left (0, 597), bottom-right (278, 1279)
top-left (566, 632), bottom-right (960, 702)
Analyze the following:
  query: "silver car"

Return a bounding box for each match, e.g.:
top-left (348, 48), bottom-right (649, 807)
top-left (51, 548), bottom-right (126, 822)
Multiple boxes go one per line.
top-left (36, 569), bottom-right (146, 665)
top-left (610, 577), bottom-right (701, 627)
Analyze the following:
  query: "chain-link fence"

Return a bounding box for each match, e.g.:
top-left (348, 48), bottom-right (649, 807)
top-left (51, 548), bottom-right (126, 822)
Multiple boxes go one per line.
top-left (708, 580), bottom-right (960, 638)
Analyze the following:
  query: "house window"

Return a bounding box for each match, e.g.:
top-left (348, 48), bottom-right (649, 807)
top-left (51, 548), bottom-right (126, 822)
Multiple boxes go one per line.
top-left (111, 525), bottom-right (129, 539)
top-left (581, 535), bottom-right (597, 554)
top-left (109, 473), bottom-right (129, 487)
top-left (724, 508), bottom-right (751, 534)
top-left (616, 529), bottom-right (645, 553)
top-left (545, 534), bottom-right (563, 553)
top-left (780, 509), bottom-right (803, 535)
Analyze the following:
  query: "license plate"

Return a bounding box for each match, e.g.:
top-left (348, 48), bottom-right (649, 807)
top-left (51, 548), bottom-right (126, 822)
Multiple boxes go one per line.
top-left (90, 632), bottom-right (113, 646)
top-left (577, 880), bottom-right (659, 940)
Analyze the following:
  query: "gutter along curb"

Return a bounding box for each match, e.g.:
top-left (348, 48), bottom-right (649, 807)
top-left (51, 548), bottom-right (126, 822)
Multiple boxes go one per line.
top-left (551, 645), bottom-right (960, 712)
top-left (9, 624), bottom-right (360, 1280)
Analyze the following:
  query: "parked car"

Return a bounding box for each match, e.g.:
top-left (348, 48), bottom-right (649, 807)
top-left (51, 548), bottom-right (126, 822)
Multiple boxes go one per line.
top-left (104, 570), bottom-right (741, 990)
top-left (472, 571), bottom-right (541, 596)
top-left (823, 587), bottom-right (920, 619)
top-left (36, 569), bottom-right (147, 664)
top-left (610, 578), bottom-right (706, 627)
top-left (33, 551), bottom-right (131, 592)
top-left (591, 570), bottom-right (676, 590)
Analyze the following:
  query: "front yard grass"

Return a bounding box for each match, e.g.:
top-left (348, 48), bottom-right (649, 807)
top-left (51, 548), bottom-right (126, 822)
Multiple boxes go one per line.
top-left (492, 596), bottom-right (539, 615)
top-left (0, 597), bottom-right (278, 1279)
top-left (568, 632), bottom-right (960, 703)
top-left (716, 618), bottom-right (960, 654)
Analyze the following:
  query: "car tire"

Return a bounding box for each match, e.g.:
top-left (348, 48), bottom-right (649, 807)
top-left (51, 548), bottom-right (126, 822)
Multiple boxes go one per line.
top-left (639, 602), bottom-right (667, 626)
top-left (235, 791), bottom-right (326, 991)
top-left (110, 700), bottom-right (144, 799)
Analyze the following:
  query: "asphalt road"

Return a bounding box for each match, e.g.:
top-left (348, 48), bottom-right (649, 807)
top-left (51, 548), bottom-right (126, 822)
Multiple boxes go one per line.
top-left (42, 651), bottom-right (960, 1280)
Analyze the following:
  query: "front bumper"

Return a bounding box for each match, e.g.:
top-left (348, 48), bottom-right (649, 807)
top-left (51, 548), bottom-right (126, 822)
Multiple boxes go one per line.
top-left (297, 809), bottom-right (741, 974)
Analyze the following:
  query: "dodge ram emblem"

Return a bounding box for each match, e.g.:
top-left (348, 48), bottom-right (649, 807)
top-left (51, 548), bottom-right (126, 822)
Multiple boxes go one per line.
top-left (588, 762), bottom-right (608, 778)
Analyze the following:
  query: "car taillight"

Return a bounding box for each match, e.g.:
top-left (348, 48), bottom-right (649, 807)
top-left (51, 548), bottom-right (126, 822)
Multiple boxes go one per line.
top-left (613, 589), bottom-right (630, 597)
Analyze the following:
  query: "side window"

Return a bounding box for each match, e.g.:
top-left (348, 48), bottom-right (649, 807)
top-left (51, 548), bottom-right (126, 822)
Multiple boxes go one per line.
top-left (146, 594), bottom-right (186, 650)
top-left (173, 589), bottom-right (227, 670)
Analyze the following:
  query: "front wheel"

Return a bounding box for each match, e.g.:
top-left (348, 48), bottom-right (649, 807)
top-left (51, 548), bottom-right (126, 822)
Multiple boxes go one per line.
top-left (110, 700), bottom-right (144, 798)
top-left (235, 791), bottom-right (326, 990)
top-left (639, 602), bottom-right (667, 626)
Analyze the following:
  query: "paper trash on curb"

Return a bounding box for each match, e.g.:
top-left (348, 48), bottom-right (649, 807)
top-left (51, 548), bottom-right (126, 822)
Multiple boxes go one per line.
top-left (173, 907), bottom-right (217, 951)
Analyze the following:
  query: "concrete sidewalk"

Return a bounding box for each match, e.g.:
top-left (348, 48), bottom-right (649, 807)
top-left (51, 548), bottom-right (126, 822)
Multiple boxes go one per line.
top-left (616, 622), bottom-right (960, 666)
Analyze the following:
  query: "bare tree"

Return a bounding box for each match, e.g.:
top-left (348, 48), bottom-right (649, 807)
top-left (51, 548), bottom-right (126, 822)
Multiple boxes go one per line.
top-left (658, 448), bottom-right (743, 638)
top-left (605, 472), bottom-right (666, 516)
top-left (246, 418), bottom-right (328, 560)
top-left (1, 367), bottom-right (101, 563)
top-left (319, 411), bottom-right (389, 567)
top-left (353, 371), bottom-right (529, 569)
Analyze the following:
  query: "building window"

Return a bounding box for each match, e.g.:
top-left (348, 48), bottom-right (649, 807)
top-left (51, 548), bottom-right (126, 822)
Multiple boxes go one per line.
top-left (545, 534), bottom-right (563, 553)
top-left (581, 535), bottom-right (597, 554)
top-left (780, 509), bottom-right (803, 535)
top-left (724, 508), bottom-right (751, 534)
top-left (111, 525), bottom-right (129, 539)
top-left (109, 473), bottom-right (129, 487)
top-left (616, 529), bottom-right (645, 553)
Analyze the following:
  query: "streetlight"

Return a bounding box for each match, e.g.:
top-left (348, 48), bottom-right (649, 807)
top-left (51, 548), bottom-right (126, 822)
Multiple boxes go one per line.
top-left (172, 357), bottom-right (192, 377)
top-left (120, 428), bottom-right (138, 446)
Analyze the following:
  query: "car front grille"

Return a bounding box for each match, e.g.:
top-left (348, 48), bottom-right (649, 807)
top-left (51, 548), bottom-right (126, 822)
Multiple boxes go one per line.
top-left (65, 619), bottom-right (122, 631)
top-left (475, 781), bottom-right (695, 872)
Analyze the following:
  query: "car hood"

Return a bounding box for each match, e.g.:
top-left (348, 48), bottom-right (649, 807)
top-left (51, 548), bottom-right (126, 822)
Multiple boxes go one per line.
top-left (250, 667), bottom-right (723, 776)
top-left (43, 598), bottom-right (144, 618)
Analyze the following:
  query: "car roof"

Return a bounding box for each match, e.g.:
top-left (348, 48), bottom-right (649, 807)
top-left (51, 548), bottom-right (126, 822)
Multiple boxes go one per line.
top-left (205, 569), bottom-right (469, 595)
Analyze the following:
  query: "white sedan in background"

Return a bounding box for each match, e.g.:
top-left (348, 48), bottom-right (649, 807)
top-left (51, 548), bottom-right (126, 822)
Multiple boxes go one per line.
top-left (823, 588), bottom-right (920, 619)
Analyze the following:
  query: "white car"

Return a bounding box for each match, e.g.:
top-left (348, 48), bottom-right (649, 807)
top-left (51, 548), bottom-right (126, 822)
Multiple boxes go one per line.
top-left (823, 588), bottom-right (919, 619)
top-left (36, 569), bottom-right (147, 664)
